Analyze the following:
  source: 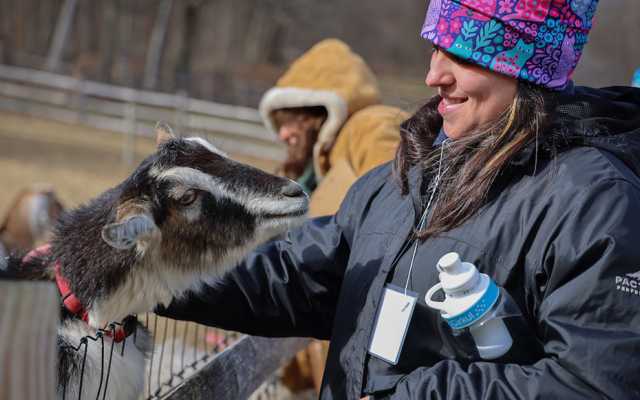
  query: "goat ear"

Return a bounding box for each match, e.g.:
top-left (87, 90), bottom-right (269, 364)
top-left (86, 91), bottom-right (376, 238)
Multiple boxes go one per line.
top-left (155, 121), bottom-right (177, 146)
top-left (101, 214), bottom-right (158, 250)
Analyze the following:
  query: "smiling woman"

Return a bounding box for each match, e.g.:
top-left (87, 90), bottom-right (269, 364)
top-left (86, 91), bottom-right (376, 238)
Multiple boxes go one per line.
top-left (156, 1), bottom-right (640, 399)
top-left (395, 77), bottom-right (547, 239)
top-left (426, 47), bottom-right (518, 139)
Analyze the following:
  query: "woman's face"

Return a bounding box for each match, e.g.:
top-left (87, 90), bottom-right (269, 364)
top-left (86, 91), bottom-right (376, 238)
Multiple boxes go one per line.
top-left (426, 48), bottom-right (518, 139)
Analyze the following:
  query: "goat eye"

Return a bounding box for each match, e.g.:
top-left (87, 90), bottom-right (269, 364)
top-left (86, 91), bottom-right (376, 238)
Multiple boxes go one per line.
top-left (178, 189), bottom-right (198, 206)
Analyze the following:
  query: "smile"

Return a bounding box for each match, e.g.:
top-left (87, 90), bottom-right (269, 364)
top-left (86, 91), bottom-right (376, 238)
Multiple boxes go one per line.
top-left (438, 96), bottom-right (468, 116)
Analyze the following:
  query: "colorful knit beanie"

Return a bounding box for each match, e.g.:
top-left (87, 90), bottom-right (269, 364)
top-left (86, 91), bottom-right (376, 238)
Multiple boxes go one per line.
top-left (421, 0), bottom-right (599, 90)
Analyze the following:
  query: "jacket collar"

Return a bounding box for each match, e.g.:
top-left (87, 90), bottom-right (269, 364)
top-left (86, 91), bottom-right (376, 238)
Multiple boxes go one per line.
top-left (508, 85), bottom-right (640, 177)
top-left (407, 166), bottom-right (424, 219)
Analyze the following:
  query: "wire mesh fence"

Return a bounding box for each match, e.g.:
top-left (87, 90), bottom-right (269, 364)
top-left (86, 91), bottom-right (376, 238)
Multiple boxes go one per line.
top-left (143, 314), bottom-right (242, 399)
top-left (56, 313), bottom-right (297, 400)
top-left (58, 318), bottom-right (142, 400)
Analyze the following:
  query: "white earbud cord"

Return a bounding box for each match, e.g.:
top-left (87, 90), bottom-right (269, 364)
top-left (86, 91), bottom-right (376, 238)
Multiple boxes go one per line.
top-left (404, 138), bottom-right (450, 295)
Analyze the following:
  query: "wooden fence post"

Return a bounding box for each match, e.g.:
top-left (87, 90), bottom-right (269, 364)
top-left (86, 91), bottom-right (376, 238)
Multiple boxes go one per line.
top-left (0, 281), bottom-right (59, 400)
top-left (143, 0), bottom-right (174, 90)
top-left (123, 101), bottom-right (137, 166)
top-left (45, 0), bottom-right (78, 72)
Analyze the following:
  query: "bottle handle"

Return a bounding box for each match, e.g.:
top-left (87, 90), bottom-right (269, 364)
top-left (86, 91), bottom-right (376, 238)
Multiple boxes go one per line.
top-left (425, 283), bottom-right (446, 311)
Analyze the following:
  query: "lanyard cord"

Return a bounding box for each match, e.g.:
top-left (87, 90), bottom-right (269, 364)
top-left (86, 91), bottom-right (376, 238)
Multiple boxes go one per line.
top-left (404, 138), bottom-right (450, 295)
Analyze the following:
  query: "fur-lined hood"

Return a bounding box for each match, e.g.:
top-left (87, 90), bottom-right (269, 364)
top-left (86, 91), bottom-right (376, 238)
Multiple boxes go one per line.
top-left (259, 39), bottom-right (381, 179)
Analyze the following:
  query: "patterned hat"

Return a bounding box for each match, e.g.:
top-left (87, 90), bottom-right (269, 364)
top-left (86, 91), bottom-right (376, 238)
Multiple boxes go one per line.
top-left (421, 0), bottom-right (599, 90)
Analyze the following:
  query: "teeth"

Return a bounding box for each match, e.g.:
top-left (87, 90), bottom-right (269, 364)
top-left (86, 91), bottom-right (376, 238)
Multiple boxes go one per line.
top-left (443, 97), bottom-right (468, 106)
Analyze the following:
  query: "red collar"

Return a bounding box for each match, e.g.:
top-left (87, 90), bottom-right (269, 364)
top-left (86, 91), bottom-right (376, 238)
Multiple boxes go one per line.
top-left (25, 244), bottom-right (132, 342)
top-left (54, 261), bottom-right (89, 321)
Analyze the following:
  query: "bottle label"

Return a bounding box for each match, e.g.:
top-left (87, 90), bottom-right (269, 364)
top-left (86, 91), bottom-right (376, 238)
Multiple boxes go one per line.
top-left (444, 280), bottom-right (499, 330)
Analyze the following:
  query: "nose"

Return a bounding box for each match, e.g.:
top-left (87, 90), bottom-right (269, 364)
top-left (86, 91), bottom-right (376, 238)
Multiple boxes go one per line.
top-left (425, 50), bottom-right (455, 89)
top-left (278, 124), bottom-right (295, 142)
top-left (281, 181), bottom-right (305, 198)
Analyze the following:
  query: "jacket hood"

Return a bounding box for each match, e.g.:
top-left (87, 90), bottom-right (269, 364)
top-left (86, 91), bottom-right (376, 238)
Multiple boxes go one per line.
top-left (259, 39), bottom-right (381, 179)
top-left (512, 85), bottom-right (640, 177)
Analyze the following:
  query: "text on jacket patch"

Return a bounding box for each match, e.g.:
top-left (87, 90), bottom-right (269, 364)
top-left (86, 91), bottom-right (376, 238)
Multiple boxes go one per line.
top-left (616, 271), bottom-right (640, 297)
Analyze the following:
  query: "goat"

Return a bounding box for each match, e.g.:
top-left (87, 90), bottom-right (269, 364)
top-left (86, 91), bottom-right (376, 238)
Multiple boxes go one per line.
top-left (1, 123), bottom-right (308, 399)
top-left (0, 185), bottom-right (64, 257)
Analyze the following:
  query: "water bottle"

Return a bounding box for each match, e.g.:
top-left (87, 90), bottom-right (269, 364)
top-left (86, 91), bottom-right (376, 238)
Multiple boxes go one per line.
top-left (425, 252), bottom-right (513, 360)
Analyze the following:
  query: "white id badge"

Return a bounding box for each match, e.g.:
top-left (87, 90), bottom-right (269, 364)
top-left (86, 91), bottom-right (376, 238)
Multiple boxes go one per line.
top-left (368, 284), bottom-right (418, 365)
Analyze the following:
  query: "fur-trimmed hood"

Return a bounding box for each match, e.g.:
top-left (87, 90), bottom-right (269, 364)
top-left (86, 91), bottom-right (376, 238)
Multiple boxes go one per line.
top-left (259, 39), bottom-right (381, 179)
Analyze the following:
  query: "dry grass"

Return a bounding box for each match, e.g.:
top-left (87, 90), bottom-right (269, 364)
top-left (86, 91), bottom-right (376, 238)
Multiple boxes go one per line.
top-left (0, 111), bottom-right (278, 214)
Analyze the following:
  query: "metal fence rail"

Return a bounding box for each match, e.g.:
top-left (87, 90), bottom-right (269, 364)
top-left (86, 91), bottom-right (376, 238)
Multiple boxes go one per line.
top-left (166, 335), bottom-right (309, 399)
top-left (50, 313), bottom-right (306, 400)
top-left (143, 315), bottom-right (242, 400)
top-left (0, 64), bottom-right (285, 162)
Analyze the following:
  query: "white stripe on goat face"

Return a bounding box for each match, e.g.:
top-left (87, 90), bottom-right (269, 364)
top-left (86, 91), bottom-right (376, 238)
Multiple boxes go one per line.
top-left (156, 167), bottom-right (286, 216)
top-left (148, 137), bottom-right (225, 178)
top-left (185, 137), bottom-right (227, 157)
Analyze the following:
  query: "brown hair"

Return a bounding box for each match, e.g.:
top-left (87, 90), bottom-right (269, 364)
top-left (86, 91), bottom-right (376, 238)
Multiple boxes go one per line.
top-left (271, 106), bottom-right (328, 179)
top-left (394, 82), bottom-right (553, 238)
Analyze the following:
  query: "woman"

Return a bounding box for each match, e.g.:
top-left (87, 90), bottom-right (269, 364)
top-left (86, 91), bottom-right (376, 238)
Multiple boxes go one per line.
top-left (158, 1), bottom-right (640, 398)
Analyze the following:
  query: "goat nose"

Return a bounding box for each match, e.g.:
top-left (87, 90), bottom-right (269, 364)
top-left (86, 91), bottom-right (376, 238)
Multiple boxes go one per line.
top-left (281, 181), bottom-right (304, 198)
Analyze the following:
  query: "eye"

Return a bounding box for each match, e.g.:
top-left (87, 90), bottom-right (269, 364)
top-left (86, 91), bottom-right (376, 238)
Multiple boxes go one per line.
top-left (178, 189), bottom-right (198, 206)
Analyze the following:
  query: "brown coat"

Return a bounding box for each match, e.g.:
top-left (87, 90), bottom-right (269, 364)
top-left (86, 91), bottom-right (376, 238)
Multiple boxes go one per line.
top-left (310, 104), bottom-right (408, 216)
top-left (259, 39), bottom-right (408, 216)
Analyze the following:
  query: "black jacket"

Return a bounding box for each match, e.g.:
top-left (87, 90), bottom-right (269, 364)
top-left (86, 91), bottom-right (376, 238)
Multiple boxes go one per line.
top-left (158, 86), bottom-right (640, 399)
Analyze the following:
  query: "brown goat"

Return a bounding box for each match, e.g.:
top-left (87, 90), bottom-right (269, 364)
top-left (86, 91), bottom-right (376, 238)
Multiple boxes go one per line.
top-left (0, 185), bottom-right (64, 257)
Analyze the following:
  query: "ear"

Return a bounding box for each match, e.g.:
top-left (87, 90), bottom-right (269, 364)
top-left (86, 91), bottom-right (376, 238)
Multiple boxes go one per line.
top-left (155, 121), bottom-right (177, 147)
top-left (101, 213), bottom-right (158, 250)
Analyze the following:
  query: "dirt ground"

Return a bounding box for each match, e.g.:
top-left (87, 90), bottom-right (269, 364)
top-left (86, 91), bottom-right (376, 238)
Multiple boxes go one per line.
top-left (0, 111), bottom-right (278, 214)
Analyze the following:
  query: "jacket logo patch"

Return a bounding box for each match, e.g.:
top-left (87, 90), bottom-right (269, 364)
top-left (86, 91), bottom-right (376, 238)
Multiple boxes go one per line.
top-left (616, 271), bottom-right (640, 296)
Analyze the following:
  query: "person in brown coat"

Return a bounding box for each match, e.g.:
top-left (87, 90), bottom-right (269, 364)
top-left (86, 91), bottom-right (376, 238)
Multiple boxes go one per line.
top-left (259, 38), bottom-right (408, 393)
top-left (260, 38), bottom-right (408, 217)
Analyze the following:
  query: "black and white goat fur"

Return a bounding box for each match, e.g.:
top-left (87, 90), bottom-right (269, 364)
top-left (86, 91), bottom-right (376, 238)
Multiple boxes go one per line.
top-left (0, 124), bottom-right (308, 399)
